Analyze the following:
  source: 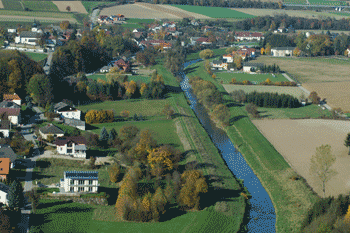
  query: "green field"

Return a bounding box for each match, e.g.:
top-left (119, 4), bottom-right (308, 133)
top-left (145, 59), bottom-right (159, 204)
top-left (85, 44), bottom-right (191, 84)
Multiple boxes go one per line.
top-left (126, 18), bottom-right (155, 24)
top-left (23, 1), bottom-right (59, 12)
top-left (88, 74), bottom-right (151, 83)
top-left (330, 11), bottom-right (350, 16)
top-left (1, 0), bottom-right (23, 11)
top-left (257, 104), bottom-right (332, 119)
top-left (283, 0), bottom-right (307, 4)
top-left (121, 23), bottom-right (145, 29)
top-left (0, 9), bottom-right (74, 19)
top-left (308, 0), bottom-right (347, 5)
top-left (186, 48), bottom-right (227, 61)
top-left (24, 52), bottom-right (48, 62)
top-left (216, 72), bottom-right (288, 84)
top-left (82, 1), bottom-right (115, 13)
top-left (172, 5), bottom-right (255, 18)
top-left (79, 99), bottom-right (168, 117)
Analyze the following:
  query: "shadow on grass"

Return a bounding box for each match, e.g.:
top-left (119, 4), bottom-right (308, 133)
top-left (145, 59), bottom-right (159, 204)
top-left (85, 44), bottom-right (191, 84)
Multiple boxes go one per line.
top-left (99, 187), bottom-right (120, 206)
top-left (172, 113), bottom-right (195, 119)
top-left (165, 85), bottom-right (183, 94)
top-left (229, 115), bottom-right (246, 125)
top-left (184, 65), bottom-right (200, 75)
top-left (85, 124), bottom-right (99, 131)
top-left (31, 171), bottom-right (55, 182)
top-left (180, 149), bottom-right (197, 162)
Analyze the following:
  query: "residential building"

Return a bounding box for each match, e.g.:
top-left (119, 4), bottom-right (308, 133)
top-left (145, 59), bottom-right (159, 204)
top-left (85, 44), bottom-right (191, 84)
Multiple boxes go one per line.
top-left (60, 171), bottom-right (99, 193)
top-left (114, 59), bottom-right (131, 72)
top-left (54, 102), bottom-right (81, 120)
top-left (0, 120), bottom-right (10, 138)
top-left (0, 183), bottom-right (9, 206)
top-left (271, 47), bottom-right (296, 57)
top-left (211, 60), bottom-right (227, 70)
top-left (0, 109), bottom-right (20, 125)
top-left (100, 66), bottom-right (110, 73)
top-left (222, 54), bottom-right (234, 63)
top-left (0, 158), bottom-right (11, 180)
top-left (39, 124), bottom-right (64, 140)
top-left (0, 101), bottom-right (21, 109)
top-left (64, 118), bottom-right (85, 131)
top-left (3, 93), bottom-right (22, 106)
top-left (346, 48), bottom-right (350, 57)
top-left (235, 32), bottom-right (264, 41)
top-left (242, 62), bottom-right (264, 73)
top-left (55, 136), bottom-right (87, 158)
top-left (196, 37), bottom-right (212, 46)
top-left (0, 145), bottom-right (18, 169)
top-left (15, 31), bottom-right (41, 46)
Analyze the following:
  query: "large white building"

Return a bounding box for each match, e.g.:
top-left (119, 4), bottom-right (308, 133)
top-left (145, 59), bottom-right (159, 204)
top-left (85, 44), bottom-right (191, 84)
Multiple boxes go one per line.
top-left (55, 136), bottom-right (87, 158)
top-left (60, 171), bottom-right (99, 193)
top-left (15, 31), bottom-right (40, 46)
top-left (0, 183), bottom-right (9, 206)
top-left (54, 102), bottom-right (81, 120)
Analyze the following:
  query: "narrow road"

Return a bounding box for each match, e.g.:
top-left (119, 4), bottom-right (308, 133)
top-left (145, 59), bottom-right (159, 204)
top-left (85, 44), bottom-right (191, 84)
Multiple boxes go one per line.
top-left (44, 51), bottom-right (53, 75)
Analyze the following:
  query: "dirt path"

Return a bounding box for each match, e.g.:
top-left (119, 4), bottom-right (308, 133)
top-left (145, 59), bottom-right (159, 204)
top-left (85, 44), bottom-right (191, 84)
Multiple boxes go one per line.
top-left (0, 15), bottom-right (77, 23)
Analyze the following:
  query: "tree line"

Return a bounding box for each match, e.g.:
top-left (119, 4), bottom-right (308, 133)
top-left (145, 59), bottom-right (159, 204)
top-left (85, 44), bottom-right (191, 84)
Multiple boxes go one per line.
top-left (244, 91), bottom-right (301, 108)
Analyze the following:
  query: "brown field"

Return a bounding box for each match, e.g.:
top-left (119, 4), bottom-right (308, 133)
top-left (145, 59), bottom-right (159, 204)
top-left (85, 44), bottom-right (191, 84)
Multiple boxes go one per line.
top-left (52, 1), bottom-right (87, 14)
top-left (253, 119), bottom-right (350, 197)
top-left (0, 15), bottom-right (77, 23)
top-left (0, 0), bottom-right (3, 9)
top-left (100, 3), bottom-right (210, 19)
top-left (232, 8), bottom-right (348, 19)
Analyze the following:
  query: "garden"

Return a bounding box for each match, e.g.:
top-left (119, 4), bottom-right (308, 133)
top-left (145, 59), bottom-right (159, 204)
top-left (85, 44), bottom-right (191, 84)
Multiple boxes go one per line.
top-left (24, 52), bottom-right (48, 62)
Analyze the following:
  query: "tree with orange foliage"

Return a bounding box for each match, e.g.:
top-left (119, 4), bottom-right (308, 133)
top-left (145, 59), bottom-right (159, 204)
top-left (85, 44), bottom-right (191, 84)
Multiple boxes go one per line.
top-left (125, 80), bottom-right (137, 98)
top-left (260, 47), bottom-right (265, 55)
top-left (151, 187), bottom-right (167, 221)
top-left (60, 20), bottom-right (70, 30)
top-left (134, 130), bottom-right (157, 163)
top-left (120, 110), bottom-right (130, 118)
top-left (140, 83), bottom-right (148, 98)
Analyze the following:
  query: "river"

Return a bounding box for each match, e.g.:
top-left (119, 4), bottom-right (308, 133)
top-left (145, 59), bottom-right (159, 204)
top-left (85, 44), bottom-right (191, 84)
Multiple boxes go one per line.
top-left (180, 59), bottom-right (276, 232)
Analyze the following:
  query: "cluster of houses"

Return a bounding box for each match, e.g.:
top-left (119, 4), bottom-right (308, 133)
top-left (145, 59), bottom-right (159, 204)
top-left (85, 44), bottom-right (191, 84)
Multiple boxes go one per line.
top-left (97, 14), bottom-right (125, 25)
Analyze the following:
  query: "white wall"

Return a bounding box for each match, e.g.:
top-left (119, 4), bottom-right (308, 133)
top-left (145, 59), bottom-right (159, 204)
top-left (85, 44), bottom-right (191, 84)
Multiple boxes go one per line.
top-left (243, 66), bottom-right (252, 72)
top-left (0, 129), bottom-right (9, 138)
top-left (58, 110), bottom-right (81, 120)
top-left (0, 191), bottom-right (8, 206)
top-left (64, 178), bottom-right (98, 192)
top-left (8, 115), bottom-right (19, 125)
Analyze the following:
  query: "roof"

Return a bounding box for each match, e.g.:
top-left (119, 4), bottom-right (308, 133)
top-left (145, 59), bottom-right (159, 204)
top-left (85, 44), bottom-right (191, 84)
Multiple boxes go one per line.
top-left (0, 108), bottom-right (20, 117)
top-left (54, 102), bottom-right (69, 111)
top-left (0, 182), bottom-right (9, 193)
top-left (271, 47), bottom-right (296, 50)
top-left (0, 101), bottom-right (21, 109)
top-left (223, 54), bottom-right (233, 58)
top-left (75, 145), bottom-right (86, 150)
top-left (64, 118), bottom-right (85, 127)
top-left (19, 31), bottom-right (39, 38)
top-left (64, 171), bottom-right (98, 180)
top-left (212, 60), bottom-right (223, 65)
top-left (39, 124), bottom-right (64, 135)
top-left (0, 158), bottom-right (10, 175)
top-left (196, 37), bottom-right (210, 43)
top-left (3, 94), bottom-right (21, 101)
top-left (115, 59), bottom-right (129, 66)
top-left (56, 106), bottom-right (78, 112)
top-left (235, 32), bottom-right (264, 38)
top-left (0, 120), bottom-right (10, 130)
top-left (55, 136), bottom-right (87, 146)
top-left (243, 62), bottom-right (264, 67)
top-left (0, 145), bottom-right (18, 163)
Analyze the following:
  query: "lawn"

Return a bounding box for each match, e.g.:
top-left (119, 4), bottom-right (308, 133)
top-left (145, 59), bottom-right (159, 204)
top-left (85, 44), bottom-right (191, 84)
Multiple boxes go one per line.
top-left (308, 0), bottom-right (346, 5)
top-left (23, 1), bottom-right (59, 12)
top-left (82, 1), bottom-right (115, 13)
top-left (257, 104), bottom-right (332, 119)
top-left (172, 5), bottom-right (255, 18)
top-left (1, 0), bottom-right (23, 11)
top-left (216, 72), bottom-right (288, 84)
top-left (121, 23), bottom-right (145, 29)
top-left (24, 52), bottom-right (48, 62)
top-left (78, 98), bottom-right (169, 117)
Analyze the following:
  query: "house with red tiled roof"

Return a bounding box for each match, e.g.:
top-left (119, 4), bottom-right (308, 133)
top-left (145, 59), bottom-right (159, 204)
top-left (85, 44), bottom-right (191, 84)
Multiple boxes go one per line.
top-left (114, 59), bottom-right (131, 72)
top-left (196, 37), bottom-right (212, 46)
top-left (3, 93), bottom-right (21, 106)
top-left (0, 108), bottom-right (20, 125)
top-left (0, 158), bottom-right (11, 180)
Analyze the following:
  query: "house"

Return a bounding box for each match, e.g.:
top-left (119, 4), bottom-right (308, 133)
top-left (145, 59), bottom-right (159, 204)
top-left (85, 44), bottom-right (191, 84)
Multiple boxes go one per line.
top-left (196, 37), bottom-right (212, 46)
top-left (0, 158), bottom-right (11, 180)
top-left (271, 47), bottom-right (296, 57)
top-left (0, 145), bottom-right (18, 169)
top-left (54, 102), bottom-right (81, 120)
top-left (55, 136), bottom-right (87, 158)
top-left (242, 62), bottom-right (264, 73)
top-left (0, 109), bottom-right (20, 125)
top-left (191, 20), bottom-right (200, 26)
top-left (0, 183), bottom-right (9, 206)
top-left (235, 32), bottom-right (264, 41)
top-left (100, 66), bottom-right (110, 73)
top-left (0, 120), bottom-right (10, 138)
top-left (211, 60), bottom-right (227, 70)
top-left (7, 29), bottom-right (16, 33)
top-left (222, 54), bottom-right (234, 63)
top-left (3, 93), bottom-right (21, 106)
top-left (0, 101), bottom-right (20, 109)
top-left (114, 59), bottom-right (131, 72)
top-left (64, 118), bottom-right (85, 131)
top-left (39, 124), bottom-right (64, 140)
top-left (60, 171), bottom-right (99, 193)
top-left (14, 31), bottom-right (41, 46)
top-left (346, 48), bottom-right (350, 57)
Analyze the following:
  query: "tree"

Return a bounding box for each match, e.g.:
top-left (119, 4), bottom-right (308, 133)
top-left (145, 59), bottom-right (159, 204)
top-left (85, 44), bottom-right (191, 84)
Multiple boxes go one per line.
top-left (212, 104), bottom-right (230, 126)
top-left (120, 110), bottom-right (130, 119)
top-left (120, 125), bottom-right (139, 141)
top-left (309, 91), bottom-right (320, 104)
top-left (134, 129), bottom-right (157, 163)
top-left (27, 74), bottom-right (53, 107)
top-left (310, 144), bottom-right (337, 198)
top-left (245, 103), bottom-right (259, 118)
top-left (60, 21), bottom-right (70, 30)
top-left (233, 54), bottom-right (242, 70)
top-left (125, 81), bottom-right (137, 98)
top-left (99, 127), bottom-right (108, 142)
top-left (162, 104), bottom-right (174, 119)
top-left (89, 156), bottom-right (96, 169)
top-left (0, 208), bottom-right (15, 233)
top-left (230, 90), bottom-right (246, 103)
top-left (199, 49), bottom-right (214, 59)
top-left (265, 43), bottom-right (272, 55)
top-left (8, 179), bottom-right (24, 209)
top-left (109, 128), bottom-right (118, 141)
top-left (344, 133), bottom-right (350, 155)
top-left (151, 187), bottom-right (167, 221)
top-left (260, 47), bottom-right (265, 55)
top-left (25, 188), bottom-right (40, 213)
top-left (66, 6), bottom-right (71, 12)
top-left (108, 163), bottom-right (120, 183)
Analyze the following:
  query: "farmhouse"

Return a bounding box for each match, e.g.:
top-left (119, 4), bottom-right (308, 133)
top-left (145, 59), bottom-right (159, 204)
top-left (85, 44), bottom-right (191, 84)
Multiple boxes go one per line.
top-left (0, 158), bottom-right (11, 180)
top-left (55, 136), bottom-right (87, 158)
top-left (114, 59), bottom-right (131, 72)
top-left (243, 62), bottom-right (264, 73)
top-left (60, 171), bottom-right (99, 193)
top-left (271, 47), bottom-right (296, 57)
top-left (39, 124), bottom-right (64, 140)
top-left (0, 183), bottom-right (9, 206)
top-left (15, 31), bottom-right (41, 46)
top-left (0, 120), bottom-right (10, 138)
top-left (0, 145), bottom-right (18, 169)
top-left (3, 94), bottom-right (22, 106)
top-left (54, 102), bottom-right (81, 120)
top-left (211, 60), bottom-right (227, 70)
top-left (223, 54), bottom-right (234, 63)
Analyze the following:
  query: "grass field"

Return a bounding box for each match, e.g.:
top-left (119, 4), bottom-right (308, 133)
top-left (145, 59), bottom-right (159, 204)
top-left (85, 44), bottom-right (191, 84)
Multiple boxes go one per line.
top-left (23, 1), bottom-right (59, 12)
top-left (82, 1), bottom-right (114, 13)
top-left (0, 9), bottom-right (75, 19)
top-left (330, 11), bottom-right (350, 16)
top-left (185, 48), bottom-right (227, 61)
top-left (24, 52), bottom-right (48, 62)
top-left (173, 5), bottom-right (255, 18)
top-left (121, 23), bottom-right (144, 29)
top-left (308, 0), bottom-right (347, 5)
top-left (126, 18), bottom-right (155, 24)
top-left (1, 0), bottom-right (23, 11)
top-left (52, 1), bottom-right (88, 14)
top-left (88, 74), bottom-right (151, 83)
top-left (257, 104), bottom-right (332, 119)
top-left (284, 0), bottom-right (307, 4)
top-left (216, 72), bottom-right (288, 84)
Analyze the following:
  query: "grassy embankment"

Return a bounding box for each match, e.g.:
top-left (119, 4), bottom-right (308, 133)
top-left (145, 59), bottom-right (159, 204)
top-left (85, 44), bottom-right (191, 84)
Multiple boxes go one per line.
top-left (216, 72), bottom-right (288, 84)
top-left (88, 74), bottom-right (151, 84)
top-left (82, 1), bottom-right (116, 14)
top-left (185, 59), bottom-right (321, 232)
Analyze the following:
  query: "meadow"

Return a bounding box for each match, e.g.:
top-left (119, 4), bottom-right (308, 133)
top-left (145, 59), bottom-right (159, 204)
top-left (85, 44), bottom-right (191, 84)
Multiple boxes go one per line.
top-left (88, 74), bottom-right (151, 83)
top-left (22, 1), bottom-right (59, 12)
top-left (216, 72), bottom-right (288, 84)
top-left (173, 5), bottom-right (255, 18)
top-left (308, 0), bottom-right (347, 5)
top-left (283, 0), bottom-right (307, 4)
top-left (24, 52), bottom-right (48, 62)
top-left (257, 104), bottom-right (332, 119)
top-left (1, 0), bottom-right (23, 11)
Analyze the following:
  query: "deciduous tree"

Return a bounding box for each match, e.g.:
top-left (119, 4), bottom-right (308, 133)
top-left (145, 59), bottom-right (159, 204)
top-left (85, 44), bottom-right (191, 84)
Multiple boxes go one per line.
top-left (199, 49), bottom-right (214, 59)
top-left (212, 104), bottom-right (230, 126)
top-left (108, 163), bottom-right (120, 183)
top-left (344, 133), bottom-right (350, 155)
top-left (309, 91), bottom-right (321, 104)
top-left (27, 74), bottom-right (53, 107)
top-left (162, 104), bottom-right (174, 119)
top-left (25, 188), bottom-right (40, 213)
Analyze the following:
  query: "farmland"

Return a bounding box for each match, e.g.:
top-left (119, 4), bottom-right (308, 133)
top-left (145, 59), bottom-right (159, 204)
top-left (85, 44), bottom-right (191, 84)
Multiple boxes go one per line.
top-left (88, 74), bottom-right (151, 83)
top-left (1, 0), bottom-right (23, 11)
top-left (82, 1), bottom-right (115, 13)
top-left (23, 1), bottom-right (59, 12)
top-left (257, 104), bottom-right (332, 119)
top-left (52, 1), bottom-right (88, 14)
top-left (216, 72), bottom-right (288, 84)
top-left (173, 5), bottom-right (255, 18)
top-left (0, 0), bottom-right (3, 9)
top-left (0, 9), bottom-right (75, 19)
top-left (308, 0), bottom-right (347, 5)
top-left (284, 0), bottom-right (307, 4)
top-left (253, 119), bottom-right (350, 197)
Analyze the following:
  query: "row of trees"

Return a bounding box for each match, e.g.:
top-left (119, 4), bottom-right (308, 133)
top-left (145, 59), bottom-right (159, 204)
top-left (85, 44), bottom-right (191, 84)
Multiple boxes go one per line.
top-left (85, 110), bottom-right (114, 124)
top-left (245, 91), bottom-right (301, 108)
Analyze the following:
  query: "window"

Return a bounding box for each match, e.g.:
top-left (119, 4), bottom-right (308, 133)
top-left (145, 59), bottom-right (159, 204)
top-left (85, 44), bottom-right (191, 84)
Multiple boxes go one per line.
top-left (70, 180), bottom-right (74, 185)
top-left (78, 180), bottom-right (83, 185)
top-left (89, 180), bottom-right (93, 185)
top-left (89, 187), bottom-right (92, 192)
top-left (70, 187), bottom-right (74, 192)
top-left (78, 187), bottom-right (84, 192)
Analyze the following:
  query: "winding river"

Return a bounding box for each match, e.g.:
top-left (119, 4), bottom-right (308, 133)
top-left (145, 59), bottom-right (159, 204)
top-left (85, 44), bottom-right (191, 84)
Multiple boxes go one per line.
top-left (180, 59), bottom-right (276, 232)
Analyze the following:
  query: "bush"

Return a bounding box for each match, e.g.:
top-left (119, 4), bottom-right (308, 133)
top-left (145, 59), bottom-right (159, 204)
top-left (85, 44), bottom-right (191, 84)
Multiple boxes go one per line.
top-left (245, 103), bottom-right (259, 118)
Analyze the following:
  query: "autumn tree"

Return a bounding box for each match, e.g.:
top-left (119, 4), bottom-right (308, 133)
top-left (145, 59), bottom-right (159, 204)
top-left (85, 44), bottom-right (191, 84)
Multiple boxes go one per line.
top-left (260, 47), bottom-right (265, 55)
top-left (85, 110), bottom-right (114, 124)
top-left (162, 104), bottom-right (174, 119)
top-left (230, 89), bottom-right (246, 104)
top-left (27, 74), bottom-right (53, 107)
top-left (134, 130), bottom-right (157, 163)
top-left (142, 192), bottom-right (153, 221)
top-left (310, 144), bottom-right (337, 198)
top-left (140, 83), bottom-right (148, 98)
top-left (344, 133), bottom-right (350, 155)
top-left (66, 6), bottom-right (71, 12)
top-left (89, 156), bottom-right (96, 169)
top-left (60, 20), bottom-right (70, 30)
top-left (178, 170), bottom-right (208, 210)
top-left (293, 47), bottom-right (302, 57)
top-left (120, 110), bottom-right (130, 119)
top-left (7, 59), bottom-right (22, 93)
top-left (120, 125), bottom-right (139, 141)
top-left (245, 103), bottom-right (259, 118)
top-left (125, 80), bottom-right (137, 98)
top-left (309, 91), bottom-right (321, 104)
top-left (225, 47), bottom-right (235, 54)
top-left (233, 54), bottom-right (242, 70)
top-left (212, 104), bottom-right (230, 126)
top-left (265, 43), bottom-right (272, 55)
top-left (199, 49), bottom-right (214, 59)
top-left (151, 187), bottom-right (167, 221)
top-left (108, 163), bottom-right (121, 183)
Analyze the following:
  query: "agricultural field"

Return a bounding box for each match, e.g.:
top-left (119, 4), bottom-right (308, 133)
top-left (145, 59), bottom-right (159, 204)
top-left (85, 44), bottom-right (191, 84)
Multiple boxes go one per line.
top-left (257, 104), bottom-right (332, 119)
top-left (0, 15), bottom-right (77, 23)
top-left (253, 119), bottom-right (350, 197)
top-left (88, 74), bottom-right (151, 83)
top-left (1, 0), bottom-right (23, 11)
top-left (0, 0), bottom-right (3, 9)
top-left (24, 52), bottom-right (48, 62)
top-left (0, 9), bottom-right (75, 19)
top-left (173, 5), bottom-right (255, 18)
top-left (283, 0), bottom-right (307, 4)
top-left (23, 1), bottom-right (59, 12)
top-left (52, 1), bottom-right (88, 14)
top-left (215, 72), bottom-right (288, 84)
top-left (222, 84), bottom-right (305, 98)
top-left (82, 1), bottom-right (115, 13)
top-left (308, 0), bottom-right (347, 5)
top-left (232, 8), bottom-right (349, 19)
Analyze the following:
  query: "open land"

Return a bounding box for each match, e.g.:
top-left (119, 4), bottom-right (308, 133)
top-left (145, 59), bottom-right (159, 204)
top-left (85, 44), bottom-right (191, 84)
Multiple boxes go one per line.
top-left (253, 119), bottom-right (350, 197)
top-left (82, 1), bottom-right (115, 13)
top-left (1, 0), bottom-right (22, 10)
top-left (0, 0), bottom-right (3, 9)
top-left (232, 8), bottom-right (349, 19)
top-left (52, 1), bottom-right (88, 14)
top-left (284, 0), bottom-right (307, 4)
top-left (296, 29), bottom-right (350, 35)
top-left (257, 104), bottom-right (332, 119)
top-left (24, 52), bottom-right (48, 62)
top-left (254, 56), bottom-right (350, 111)
top-left (216, 72), bottom-right (288, 84)
top-left (22, 1), bottom-right (59, 12)
top-left (308, 0), bottom-right (347, 5)
top-left (173, 5), bottom-right (255, 18)
top-left (0, 15), bottom-right (77, 23)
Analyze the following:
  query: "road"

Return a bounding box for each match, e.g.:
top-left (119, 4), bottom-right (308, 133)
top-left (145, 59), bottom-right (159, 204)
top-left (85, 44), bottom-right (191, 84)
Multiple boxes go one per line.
top-left (43, 51), bottom-right (53, 75)
top-left (32, 106), bottom-right (46, 121)
top-left (90, 9), bottom-right (100, 29)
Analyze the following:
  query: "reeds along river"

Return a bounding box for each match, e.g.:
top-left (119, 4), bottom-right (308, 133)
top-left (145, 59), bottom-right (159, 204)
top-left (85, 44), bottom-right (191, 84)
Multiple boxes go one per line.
top-left (180, 59), bottom-right (276, 232)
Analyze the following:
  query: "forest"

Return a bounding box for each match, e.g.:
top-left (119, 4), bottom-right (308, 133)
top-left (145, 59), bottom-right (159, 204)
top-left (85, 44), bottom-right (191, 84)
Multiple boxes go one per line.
top-left (245, 91), bottom-right (301, 108)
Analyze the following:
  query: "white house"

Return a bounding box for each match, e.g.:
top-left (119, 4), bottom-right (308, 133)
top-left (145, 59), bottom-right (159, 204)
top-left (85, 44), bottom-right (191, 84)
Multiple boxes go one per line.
top-left (271, 47), bottom-right (296, 57)
top-left (54, 102), bottom-right (81, 120)
top-left (55, 136), bottom-right (87, 158)
top-left (3, 93), bottom-right (21, 106)
top-left (211, 60), bottom-right (227, 70)
top-left (60, 171), bottom-right (99, 193)
top-left (0, 120), bottom-right (10, 138)
top-left (7, 29), bottom-right (16, 33)
top-left (0, 183), bottom-right (9, 206)
top-left (242, 62), bottom-right (264, 73)
top-left (222, 54), bottom-right (234, 63)
top-left (100, 66), bottom-right (110, 73)
top-left (39, 124), bottom-right (64, 140)
top-left (0, 108), bottom-right (20, 125)
top-left (346, 48), bottom-right (350, 57)
top-left (15, 31), bottom-right (41, 46)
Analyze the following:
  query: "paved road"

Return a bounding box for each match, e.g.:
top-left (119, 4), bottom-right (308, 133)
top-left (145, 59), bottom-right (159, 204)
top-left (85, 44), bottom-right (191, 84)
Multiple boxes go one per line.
top-left (32, 106), bottom-right (46, 121)
top-left (91, 9), bottom-right (100, 29)
top-left (44, 51), bottom-right (53, 75)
